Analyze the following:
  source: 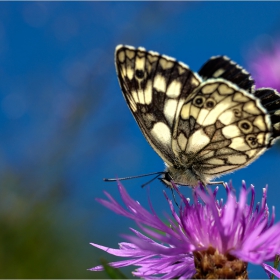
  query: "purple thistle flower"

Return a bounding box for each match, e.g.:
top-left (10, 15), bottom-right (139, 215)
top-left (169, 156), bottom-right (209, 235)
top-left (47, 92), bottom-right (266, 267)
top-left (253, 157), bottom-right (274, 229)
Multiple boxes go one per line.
top-left (90, 182), bottom-right (280, 279)
top-left (248, 40), bottom-right (280, 91)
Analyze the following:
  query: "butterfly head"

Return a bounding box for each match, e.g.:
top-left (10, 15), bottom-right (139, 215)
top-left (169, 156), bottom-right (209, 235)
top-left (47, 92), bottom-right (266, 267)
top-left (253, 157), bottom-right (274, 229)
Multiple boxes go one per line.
top-left (161, 164), bottom-right (210, 188)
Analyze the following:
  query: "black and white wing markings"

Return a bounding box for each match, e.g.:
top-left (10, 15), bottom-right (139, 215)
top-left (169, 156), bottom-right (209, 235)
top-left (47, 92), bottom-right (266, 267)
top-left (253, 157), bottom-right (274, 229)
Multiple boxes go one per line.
top-left (199, 56), bottom-right (280, 143)
top-left (169, 79), bottom-right (271, 185)
top-left (198, 56), bottom-right (255, 93)
top-left (115, 45), bottom-right (201, 167)
top-left (115, 45), bottom-right (278, 187)
top-left (253, 88), bottom-right (280, 143)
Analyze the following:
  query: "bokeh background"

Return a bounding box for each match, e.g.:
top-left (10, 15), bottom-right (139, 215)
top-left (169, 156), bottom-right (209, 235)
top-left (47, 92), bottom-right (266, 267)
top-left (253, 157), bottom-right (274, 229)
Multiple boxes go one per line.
top-left (1, 2), bottom-right (280, 278)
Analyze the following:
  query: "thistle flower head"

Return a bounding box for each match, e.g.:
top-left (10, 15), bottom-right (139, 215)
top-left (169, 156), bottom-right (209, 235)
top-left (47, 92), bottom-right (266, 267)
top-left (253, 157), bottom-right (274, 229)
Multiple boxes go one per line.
top-left (249, 40), bottom-right (280, 91)
top-left (90, 182), bottom-right (280, 279)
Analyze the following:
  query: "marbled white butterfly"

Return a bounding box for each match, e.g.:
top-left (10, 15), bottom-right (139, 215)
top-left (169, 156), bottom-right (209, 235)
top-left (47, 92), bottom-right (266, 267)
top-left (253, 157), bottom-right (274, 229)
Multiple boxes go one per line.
top-left (114, 45), bottom-right (280, 188)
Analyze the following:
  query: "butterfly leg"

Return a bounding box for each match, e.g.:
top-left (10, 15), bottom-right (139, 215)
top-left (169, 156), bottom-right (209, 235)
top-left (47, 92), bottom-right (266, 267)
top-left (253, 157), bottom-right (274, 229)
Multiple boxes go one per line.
top-left (208, 181), bottom-right (226, 188)
top-left (171, 188), bottom-right (179, 207)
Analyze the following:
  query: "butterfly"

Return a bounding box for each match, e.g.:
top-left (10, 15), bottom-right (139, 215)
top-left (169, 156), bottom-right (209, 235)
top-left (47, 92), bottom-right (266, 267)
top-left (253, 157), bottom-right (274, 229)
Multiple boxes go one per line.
top-left (114, 45), bottom-right (280, 188)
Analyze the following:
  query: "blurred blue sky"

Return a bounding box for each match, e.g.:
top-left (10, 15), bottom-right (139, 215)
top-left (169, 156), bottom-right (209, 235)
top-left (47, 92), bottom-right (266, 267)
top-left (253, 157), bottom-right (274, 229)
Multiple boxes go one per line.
top-left (1, 2), bottom-right (280, 278)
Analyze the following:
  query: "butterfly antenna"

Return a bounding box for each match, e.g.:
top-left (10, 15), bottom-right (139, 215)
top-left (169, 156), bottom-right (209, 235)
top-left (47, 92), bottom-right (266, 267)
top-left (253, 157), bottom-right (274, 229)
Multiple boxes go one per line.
top-left (103, 171), bottom-right (164, 182)
top-left (141, 173), bottom-right (163, 188)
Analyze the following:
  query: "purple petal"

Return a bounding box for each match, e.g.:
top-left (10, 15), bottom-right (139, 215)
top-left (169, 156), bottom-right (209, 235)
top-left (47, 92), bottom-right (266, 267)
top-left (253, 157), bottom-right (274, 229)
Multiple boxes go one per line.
top-left (262, 263), bottom-right (280, 278)
top-left (91, 181), bottom-right (280, 278)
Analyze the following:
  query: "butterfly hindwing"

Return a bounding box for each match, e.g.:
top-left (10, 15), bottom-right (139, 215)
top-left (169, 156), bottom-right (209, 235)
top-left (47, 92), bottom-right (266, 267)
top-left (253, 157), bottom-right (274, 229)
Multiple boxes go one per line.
top-left (170, 79), bottom-right (271, 183)
top-left (253, 88), bottom-right (280, 142)
top-left (115, 45), bottom-right (202, 166)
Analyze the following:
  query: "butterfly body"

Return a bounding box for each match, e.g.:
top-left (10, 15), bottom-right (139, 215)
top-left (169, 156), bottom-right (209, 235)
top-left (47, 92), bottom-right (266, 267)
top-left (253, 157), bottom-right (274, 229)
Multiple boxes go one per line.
top-left (115, 45), bottom-right (280, 187)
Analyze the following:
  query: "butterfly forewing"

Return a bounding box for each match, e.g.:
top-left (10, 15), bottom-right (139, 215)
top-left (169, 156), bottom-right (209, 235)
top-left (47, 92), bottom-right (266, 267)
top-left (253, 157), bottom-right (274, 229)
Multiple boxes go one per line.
top-left (198, 56), bottom-right (255, 93)
top-left (115, 45), bottom-right (201, 167)
top-left (115, 45), bottom-right (279, 187)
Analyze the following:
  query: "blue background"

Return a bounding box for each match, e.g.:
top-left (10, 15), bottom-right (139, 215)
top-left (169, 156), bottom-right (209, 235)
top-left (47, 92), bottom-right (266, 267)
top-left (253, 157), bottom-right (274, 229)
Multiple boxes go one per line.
top-left (1, 2), bottom-right (280, 278)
